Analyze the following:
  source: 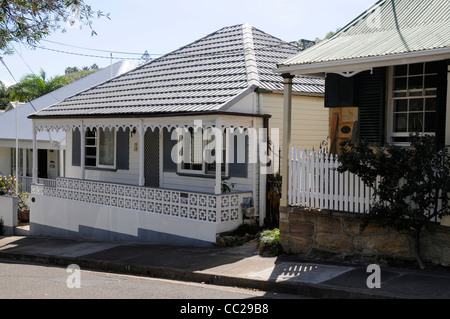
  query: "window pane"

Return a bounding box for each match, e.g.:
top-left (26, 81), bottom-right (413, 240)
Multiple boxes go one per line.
top-left (424, 75), bottom-right (437, 88)
top-left (394, 64), bottom-right (407, 76)
top-left (408, 76), bottom-right (423, 90)
top-left (424, 112), bottom-right (436, 132)
top-left (394, 99), bottom-right (407, 112)
top-left (182, 128), bottom-right (202, 171)
top-left (409, 63), bottom-right (424, 75)
top-left (425, 61), bottom-right (440, 74)
top-left (394, 113), bottom-right (407, 132)
top-left (394, 77), bottom-right (407, 91)
top-left (409, 99), bottom-right (423, 112)
top-left (86, 158), bottom-right (96, 167)
top-left (99, 128), bottom-right (115, 166)
top-left (408, 112), bottom-right (423, 132)
top-left (425, 98), bottom-right (436, 111)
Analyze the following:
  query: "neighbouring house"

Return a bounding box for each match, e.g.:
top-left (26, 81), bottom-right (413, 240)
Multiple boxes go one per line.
top-left (27, 23), bottom-right (328, 246)
top-left (274, 0), bottom-right (450, 265)
top-left (0, 60), bottom-right (137, 192)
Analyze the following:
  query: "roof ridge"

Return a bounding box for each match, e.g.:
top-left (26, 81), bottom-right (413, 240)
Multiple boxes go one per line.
top-left (242, 23), bottom-right (260, 87)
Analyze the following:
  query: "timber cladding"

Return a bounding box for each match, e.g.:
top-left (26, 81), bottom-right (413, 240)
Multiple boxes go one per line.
top-left (279, 206), bottom-right (450, 267)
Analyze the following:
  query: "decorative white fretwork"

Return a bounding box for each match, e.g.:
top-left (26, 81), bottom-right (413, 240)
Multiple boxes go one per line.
top-left (32, 178), bottom-right (252, 224)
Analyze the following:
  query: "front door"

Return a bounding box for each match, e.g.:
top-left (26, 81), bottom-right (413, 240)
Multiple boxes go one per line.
top-left (144, 128), bottom-right (160, 188)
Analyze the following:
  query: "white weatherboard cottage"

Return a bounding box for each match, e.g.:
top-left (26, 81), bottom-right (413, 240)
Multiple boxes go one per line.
top-left (29, 24), bottom-right (328, 246)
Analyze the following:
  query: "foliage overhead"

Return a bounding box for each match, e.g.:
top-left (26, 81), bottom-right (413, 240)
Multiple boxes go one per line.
top-left (0, 0), bottom-right (109, 54)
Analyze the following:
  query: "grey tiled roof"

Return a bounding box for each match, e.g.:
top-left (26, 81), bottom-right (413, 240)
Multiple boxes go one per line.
top-left (32, 24), bottom-right (324, 118)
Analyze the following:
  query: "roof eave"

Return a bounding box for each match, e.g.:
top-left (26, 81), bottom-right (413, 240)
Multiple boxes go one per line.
top-left (274, 48), bottom-right (450, 76)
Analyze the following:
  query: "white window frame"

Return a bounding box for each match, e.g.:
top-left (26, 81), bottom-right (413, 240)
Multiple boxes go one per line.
top-left (177, 127), bottom-right (228, 177)
top-left (85, 127), bottom-right (117, 169)
top-left (387, 63), bottom-right (438, 146)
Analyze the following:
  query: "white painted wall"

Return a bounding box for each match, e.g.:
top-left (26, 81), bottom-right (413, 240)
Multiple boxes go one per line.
top-left (0, 147), bottom-right (11, 176)
top-left (0, 195), bottom-right (17, 235)
top-left (30, 194), bottom-right (240, 245)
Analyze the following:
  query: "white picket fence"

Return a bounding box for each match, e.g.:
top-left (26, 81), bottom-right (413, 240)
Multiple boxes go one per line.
top-left (288, 147), bottom-right (378, 213)
top-left (288, 147), bottom-right (442, 221)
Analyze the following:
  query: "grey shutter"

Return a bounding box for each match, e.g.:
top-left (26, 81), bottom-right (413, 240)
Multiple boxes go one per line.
top-left (228, 134), bottom-right (248, 178)
top-left (116, 128), bottom-right (129, 170)
top-left (356, 67), bottom-right (386, 145)
top-left (325, 74), bottom-right (355, 107)
top-left (163, 128), bottom-right (177, 172)
top-left (72, 128), bottom-right (81, 166)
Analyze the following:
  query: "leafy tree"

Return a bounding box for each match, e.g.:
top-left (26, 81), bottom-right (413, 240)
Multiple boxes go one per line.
top-left (337, 135), bottom-right (450, 269)
top-left (9, 69), bottom-right (65, 101)
top-left (0, 80), bottom-right (11, 109)
top-left (0, 0), bottom-right (109, 54)
top-left (65, 66), bottom-right (79, 74)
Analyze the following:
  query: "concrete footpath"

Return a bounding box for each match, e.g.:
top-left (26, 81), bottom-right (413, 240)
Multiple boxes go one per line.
top-left (0, 235), bottom-right (449, 299)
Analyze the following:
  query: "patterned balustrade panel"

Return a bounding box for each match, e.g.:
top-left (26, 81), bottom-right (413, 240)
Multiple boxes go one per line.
top-left (32, 178), bottom-right (252, 224)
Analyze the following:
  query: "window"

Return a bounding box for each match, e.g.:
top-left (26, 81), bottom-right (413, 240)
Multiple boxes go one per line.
top-left (389, 62), bottom-right (438, 144)
top-left (178, 127), bottom-right (227, 176)
top-left (85, 127), bottom-right (116, 168)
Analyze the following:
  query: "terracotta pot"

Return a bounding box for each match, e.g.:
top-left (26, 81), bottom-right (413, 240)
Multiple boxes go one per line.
top-left (18, 209), bottom-right (30, 223)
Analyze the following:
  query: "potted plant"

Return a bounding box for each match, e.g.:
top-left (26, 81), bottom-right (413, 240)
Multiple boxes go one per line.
top-left (17, 191), bottom-right (30, 223)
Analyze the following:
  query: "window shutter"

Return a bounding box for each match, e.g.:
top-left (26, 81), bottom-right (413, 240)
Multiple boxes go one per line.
top-left (325, 74), bottom-right (355, 107)
top-left (163, 128), bottom-right (177, 172)
top-left (228, 134), bottom-right (248, 178)
top-left (116, 128), bottom-right (129, 170)
top-left (72, 128), bottom-right (81, 166)
top-left (356, 67), bottom-right (386, 145)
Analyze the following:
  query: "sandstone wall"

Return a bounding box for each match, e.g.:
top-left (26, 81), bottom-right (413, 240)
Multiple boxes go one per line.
top-left (279, 206), bottom-right (450, 267)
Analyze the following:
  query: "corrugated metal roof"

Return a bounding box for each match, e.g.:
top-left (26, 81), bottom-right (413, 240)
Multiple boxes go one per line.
top-left (279, 0), bottom-right (450, 67)
top-left (32, 24), bottom-right (324, 118)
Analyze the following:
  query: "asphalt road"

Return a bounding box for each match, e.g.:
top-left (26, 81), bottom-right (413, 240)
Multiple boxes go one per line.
top-left (0, 259), bottom-right (305, 300)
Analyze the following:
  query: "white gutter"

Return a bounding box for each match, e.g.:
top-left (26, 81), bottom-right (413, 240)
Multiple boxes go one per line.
top-left (274, 48), bottom-right (450, 76)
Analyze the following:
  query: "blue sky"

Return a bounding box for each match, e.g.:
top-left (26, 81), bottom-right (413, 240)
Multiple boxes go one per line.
top-left (1, 0), bottom-right (376, 86)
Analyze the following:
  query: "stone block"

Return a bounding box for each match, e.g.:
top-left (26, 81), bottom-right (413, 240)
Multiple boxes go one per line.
top-left (360, 222), bottom-right (389, 234)
top-left (354, 233), bottom-right (411, 257)
top-left (280, 234), bottom-right (312, 254)
top-left (315, 232), bottom-right (353, 252)
top-left (290, 222), bottom-right (314, 238)
top-left (316, 215), bottom-right (341, 232)
top-left (279, 220), bottom-right (289, 233)
top-left (342, 218), bottom-right (360, 235)
top-left (289, 210), bottom-right (316, 224)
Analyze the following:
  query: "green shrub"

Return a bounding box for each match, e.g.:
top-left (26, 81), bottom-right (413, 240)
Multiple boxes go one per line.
top-left (258, 228), bottom-right (281, 256)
